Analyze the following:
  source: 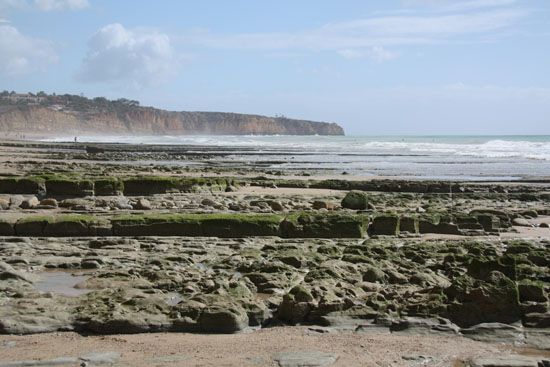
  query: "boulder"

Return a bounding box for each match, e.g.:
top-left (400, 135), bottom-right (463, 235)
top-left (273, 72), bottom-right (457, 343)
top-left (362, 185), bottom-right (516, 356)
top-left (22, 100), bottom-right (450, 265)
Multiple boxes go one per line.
top-left (198, 306), bottom-right (249, 333)
top-left (445, 271), bottom-right (522, 327)
top-left (20, 196), bottom-right (39, 209)
top-left (277, 286), bottom-right (314, 324)
top-left (341, 191), bottom-right (370, 210)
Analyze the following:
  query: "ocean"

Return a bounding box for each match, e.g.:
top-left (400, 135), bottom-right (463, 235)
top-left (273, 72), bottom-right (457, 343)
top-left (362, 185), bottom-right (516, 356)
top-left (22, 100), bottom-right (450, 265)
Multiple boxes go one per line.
top-left (43, 135), bottom-right (550, 180)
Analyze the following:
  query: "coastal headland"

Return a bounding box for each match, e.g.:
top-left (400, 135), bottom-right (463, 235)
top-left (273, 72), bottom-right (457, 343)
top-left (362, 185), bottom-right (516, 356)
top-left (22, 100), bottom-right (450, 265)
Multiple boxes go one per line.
top-left (0, 92), bottom-right (344, 136)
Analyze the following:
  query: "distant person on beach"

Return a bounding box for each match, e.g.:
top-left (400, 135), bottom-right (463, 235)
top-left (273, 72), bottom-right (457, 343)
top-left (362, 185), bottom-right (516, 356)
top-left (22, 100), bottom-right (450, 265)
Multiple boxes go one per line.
top-left (74, 136), bottom-right (78, 143)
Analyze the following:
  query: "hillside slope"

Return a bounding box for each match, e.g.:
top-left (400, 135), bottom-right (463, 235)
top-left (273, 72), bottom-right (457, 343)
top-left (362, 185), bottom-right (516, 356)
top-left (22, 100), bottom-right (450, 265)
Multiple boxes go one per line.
top-left (0, 96), bottom-right (344, 136)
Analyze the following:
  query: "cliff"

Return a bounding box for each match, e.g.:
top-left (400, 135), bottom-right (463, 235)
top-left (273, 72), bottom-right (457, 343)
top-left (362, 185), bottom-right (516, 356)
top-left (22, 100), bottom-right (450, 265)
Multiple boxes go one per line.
top-left (0, 98), bottom-right (344, 136)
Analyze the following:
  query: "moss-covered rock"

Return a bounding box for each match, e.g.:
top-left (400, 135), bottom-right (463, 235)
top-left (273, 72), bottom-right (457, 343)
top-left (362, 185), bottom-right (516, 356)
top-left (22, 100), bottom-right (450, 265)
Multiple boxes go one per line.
top-left (94, 178), bottom-right (124, 196)
top-left (122, 176), bottom-right (232, 195)
top-left (419, 215), bottom-right (461, 235)
top-left (341, 190), bottom-right (370, 210)
top-left (0, 220), bottom-right (14, 235)
top-left (112, 213), bottom-right (282, 237)
top-left (198, 305), bottom-right (249, 333)
top-left (0, 177), bottom-right (45, 195)
top-left (46, 178), bottom-right (94, 197)
top-left (14, 215), bottom-right (107, 237)
top-left (445, 271), bottom-right (521, 327)
top-left (518, 280), bottom-right (548, 303)
top-left (280, 213), bottom-right (369, 238)
top-left (369, 215), bottom-right (399, 236)
top-left (399, 216), bottom-right (418, 234)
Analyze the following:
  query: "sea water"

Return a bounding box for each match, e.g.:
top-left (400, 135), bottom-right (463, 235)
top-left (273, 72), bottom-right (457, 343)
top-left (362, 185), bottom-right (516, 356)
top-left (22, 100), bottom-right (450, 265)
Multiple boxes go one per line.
top-left (43, 135), bottom-right (550, 180)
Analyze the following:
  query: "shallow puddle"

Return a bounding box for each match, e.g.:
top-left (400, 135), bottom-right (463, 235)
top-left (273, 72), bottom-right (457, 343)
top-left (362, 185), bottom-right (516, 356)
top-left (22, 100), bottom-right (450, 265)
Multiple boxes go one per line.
top-left (34, 271), bottom-right (91, 297)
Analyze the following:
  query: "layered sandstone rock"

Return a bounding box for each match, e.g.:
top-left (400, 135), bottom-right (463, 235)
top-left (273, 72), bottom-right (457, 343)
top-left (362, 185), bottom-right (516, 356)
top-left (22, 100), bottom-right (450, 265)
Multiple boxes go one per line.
top-left (0, 105), bottom-right (344, 135)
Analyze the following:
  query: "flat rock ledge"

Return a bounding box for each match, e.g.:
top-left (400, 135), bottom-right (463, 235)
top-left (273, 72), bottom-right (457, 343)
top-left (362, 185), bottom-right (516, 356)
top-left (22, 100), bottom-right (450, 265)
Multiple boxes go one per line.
top-left (0, 351), bottom-right (119, 367)
top-left (273, 351), bottom-right (339, 367)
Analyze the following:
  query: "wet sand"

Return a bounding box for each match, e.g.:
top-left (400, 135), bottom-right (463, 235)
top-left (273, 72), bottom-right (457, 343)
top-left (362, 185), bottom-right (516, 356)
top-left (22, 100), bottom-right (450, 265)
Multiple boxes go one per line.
top-left (0, 327), bottom-right (544, 367)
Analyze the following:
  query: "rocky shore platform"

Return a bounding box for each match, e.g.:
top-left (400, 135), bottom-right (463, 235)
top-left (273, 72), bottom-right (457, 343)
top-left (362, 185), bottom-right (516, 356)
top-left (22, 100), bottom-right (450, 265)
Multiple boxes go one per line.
top-left (0, 140), bottom-right (549, 366)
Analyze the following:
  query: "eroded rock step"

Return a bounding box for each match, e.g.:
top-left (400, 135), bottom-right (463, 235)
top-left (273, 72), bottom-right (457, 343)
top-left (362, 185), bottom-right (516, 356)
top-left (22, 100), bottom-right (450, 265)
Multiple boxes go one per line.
top-left (0, 210), bottom-right (532, 237)
top-left (1, 175), bottom-right (549, 197)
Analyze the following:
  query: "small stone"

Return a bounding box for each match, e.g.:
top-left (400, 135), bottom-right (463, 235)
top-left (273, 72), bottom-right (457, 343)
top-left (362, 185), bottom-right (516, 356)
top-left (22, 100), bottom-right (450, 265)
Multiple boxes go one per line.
top-left (201, 198), bottom-right (217, 207)
top-left (0, 198), bottom-right (9, 210)
top-left (9, 195), bottom-right (24, 208)
top-left (111, 197), bottom-right (133, 210)
top-left (225, 185), bottom-right (237, 192)
top-left (540, 222), bottom-right (549, 228)
top-left (133, 198), bottom-right (152, 210)
top-left (513, 218), bottom-right (531, 227)
top-left (312, 201), bottom-right (336, 210)
top-left (268, 201), bottom-right (284, 211)
top-left (40, 198), bottom-right (58, 207)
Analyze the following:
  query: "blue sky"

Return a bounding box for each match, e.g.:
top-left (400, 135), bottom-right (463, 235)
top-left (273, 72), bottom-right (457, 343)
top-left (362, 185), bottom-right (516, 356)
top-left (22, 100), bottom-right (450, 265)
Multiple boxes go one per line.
top-left (0, 0), bottom-right (549, 135)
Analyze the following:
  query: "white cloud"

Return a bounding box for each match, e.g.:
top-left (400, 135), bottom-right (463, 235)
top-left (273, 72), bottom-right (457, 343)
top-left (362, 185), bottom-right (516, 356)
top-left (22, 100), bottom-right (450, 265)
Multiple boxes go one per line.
top-left (338, 46), bottom-right (399, 62)
top-left (404, 0), bottom-right (518, 12)
top-left (327, 9), bottom-right (525, 36)
top-left (78, 23), bottom-right (179, 88)
top-left (0, 24), bottom-right (57, 77)
top-left (0, 0), bottom-right (88, 11)
top-left (34, 0), bottom-right (89, 11)
top-left (0, 0), bottom-right (26, 12)
top-left (182, 6), bottom-right (526, 60)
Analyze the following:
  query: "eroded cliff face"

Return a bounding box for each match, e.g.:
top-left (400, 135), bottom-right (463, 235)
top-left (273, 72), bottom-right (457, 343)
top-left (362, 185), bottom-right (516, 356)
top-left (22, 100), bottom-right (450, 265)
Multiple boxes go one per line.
top-left (0, 106), bottom-right (344, 135)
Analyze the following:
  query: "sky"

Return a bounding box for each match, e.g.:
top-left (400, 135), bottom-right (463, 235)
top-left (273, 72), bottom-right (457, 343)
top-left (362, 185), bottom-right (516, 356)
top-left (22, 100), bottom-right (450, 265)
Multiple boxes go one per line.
top-left (0, 0), bottom-right (549, 135)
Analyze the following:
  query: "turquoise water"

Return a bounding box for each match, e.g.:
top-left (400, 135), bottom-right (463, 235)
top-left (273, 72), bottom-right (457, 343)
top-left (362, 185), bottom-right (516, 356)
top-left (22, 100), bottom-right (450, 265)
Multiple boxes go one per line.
top-left (45, 135), bottom-right (550, 180)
